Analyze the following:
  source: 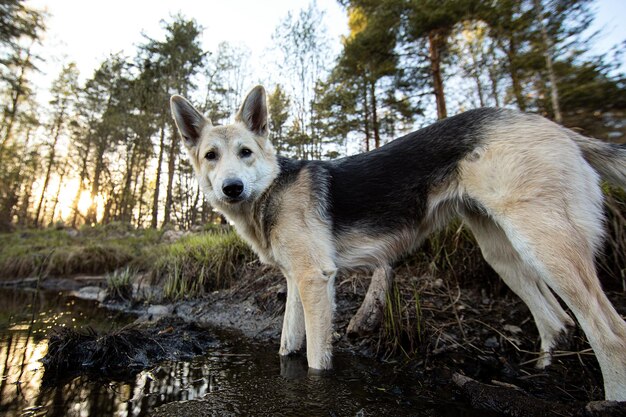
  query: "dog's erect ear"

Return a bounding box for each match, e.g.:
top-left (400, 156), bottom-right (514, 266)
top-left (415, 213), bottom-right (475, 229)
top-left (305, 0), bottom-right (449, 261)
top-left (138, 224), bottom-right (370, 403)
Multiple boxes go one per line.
top-left (170, 95), bottom-right (210, 148)
top-left (235, 85), bottom-right (268, 137)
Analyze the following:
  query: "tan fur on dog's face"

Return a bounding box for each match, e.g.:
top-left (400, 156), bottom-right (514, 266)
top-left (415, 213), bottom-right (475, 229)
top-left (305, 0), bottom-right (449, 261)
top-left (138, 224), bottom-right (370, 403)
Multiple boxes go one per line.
top-left (189, 123), bottom-right (278, 209)
top-left (170, 86), bottom-right (278, 213)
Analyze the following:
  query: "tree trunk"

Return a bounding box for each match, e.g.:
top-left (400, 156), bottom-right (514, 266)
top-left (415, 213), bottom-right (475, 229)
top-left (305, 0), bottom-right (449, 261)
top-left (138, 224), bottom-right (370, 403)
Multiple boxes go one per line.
top-left (48, 165), bottom-right (68, 225)
top-left (201, 200), bottom-right (210, 224)
top-left (151, 125), bottom-right (166, 228)
top-left (34, 114), bottom-right (65, 227)
top-left (534, 0), bottom-right (562, 123)
top-left (486, 43), bottom-right (501, 107)
top-left (362, 77), bottom-right (370, 152)
top-left (34, 158), bottom-right (53, 227)
top-left (17, 189), bottom-right (31, 226)
top-left (86, 147), bottom-right (105, 225)
top-left (102, 197), bottom-right (114, 224)
top-left (163, 126), bottom-right (178, 227)
top-left (191, 184), bottom-right (201, 228)
top-left (505, 38), bottom-right (526, 111)
top-left (0, 127), bottom-right (34, 229)
top-left (469, 44), bottom-right (485, 107)
top-left (17, 175), bottom-right (34, 227)
top-left (137, 155), bottom-right (148, 227)
top-left (428, 29), bottom-right (447, 119)
top-left (129, 152), bottom-right (141, 224)
top-left (119, 141), bottom-right (137, 223)
top-left (369, 79), bottom-right (380, 149)
top-left (70, 178), bottom-right (84, 228)
top-left (0, 46), bottom-right (33, 155)
top-left (17, 129), bottom-right (37, 227)
top-left (0, 193), bottom-right (18, 231)
top-left (488, 70), bottom-right (500, 107)
top-left (71, 143), bottom-right (91, 228)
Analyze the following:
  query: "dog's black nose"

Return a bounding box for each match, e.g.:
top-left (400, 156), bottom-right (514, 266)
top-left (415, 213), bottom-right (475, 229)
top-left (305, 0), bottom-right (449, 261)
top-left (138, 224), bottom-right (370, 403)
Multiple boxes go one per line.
top-left (222, 179), bottom-right (244, 198)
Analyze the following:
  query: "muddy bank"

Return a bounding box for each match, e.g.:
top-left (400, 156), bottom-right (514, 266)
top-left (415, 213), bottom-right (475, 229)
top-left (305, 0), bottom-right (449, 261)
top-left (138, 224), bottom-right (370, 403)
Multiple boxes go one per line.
top-left (161, 270), bottom-right (286, 341)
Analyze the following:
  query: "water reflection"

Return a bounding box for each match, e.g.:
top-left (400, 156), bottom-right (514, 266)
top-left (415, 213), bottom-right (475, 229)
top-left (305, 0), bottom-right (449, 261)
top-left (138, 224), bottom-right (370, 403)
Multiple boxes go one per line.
top-left (0, 288), bottom-right (136, 416)
top-left (0, 289), bottom-right (277, 417)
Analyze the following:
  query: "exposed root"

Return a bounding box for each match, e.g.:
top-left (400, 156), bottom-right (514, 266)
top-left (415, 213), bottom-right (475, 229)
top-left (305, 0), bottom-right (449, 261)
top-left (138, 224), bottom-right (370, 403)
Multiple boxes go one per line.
top-left (452, 372), bottom-right (626, 416)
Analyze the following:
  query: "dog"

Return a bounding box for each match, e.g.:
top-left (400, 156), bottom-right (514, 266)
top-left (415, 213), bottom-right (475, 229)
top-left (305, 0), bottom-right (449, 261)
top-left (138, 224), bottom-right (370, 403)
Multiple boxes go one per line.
top-left (171, 85), bottom-right (626, 400)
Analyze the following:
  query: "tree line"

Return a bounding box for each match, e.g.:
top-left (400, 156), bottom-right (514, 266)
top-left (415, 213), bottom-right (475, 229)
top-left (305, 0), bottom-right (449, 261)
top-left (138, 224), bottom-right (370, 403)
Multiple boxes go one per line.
top-left (1, 0), bottom-right (625, 231)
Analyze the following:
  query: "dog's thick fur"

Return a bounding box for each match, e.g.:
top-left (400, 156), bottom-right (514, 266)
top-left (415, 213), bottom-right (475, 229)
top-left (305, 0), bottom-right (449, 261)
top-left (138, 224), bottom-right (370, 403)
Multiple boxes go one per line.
top-left (171, 86), bottom-right (626, 400)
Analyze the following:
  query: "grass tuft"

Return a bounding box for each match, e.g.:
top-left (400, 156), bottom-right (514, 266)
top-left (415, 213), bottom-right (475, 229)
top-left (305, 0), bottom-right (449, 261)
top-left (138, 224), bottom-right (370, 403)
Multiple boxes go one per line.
top-left (600, 185), bottom-right (626, 290)
top-left (105, 267), bottom-right (135, 301)
top-left (149, 232), bottom-right (255, 300)
top-left (379, 281), bottom-right (424, 360)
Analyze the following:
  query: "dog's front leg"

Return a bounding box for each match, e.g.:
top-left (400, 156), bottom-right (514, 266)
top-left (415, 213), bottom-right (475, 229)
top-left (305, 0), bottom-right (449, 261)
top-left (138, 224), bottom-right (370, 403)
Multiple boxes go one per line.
top-left (279, 273), bottom-right (305, 355)
top-left (295, 268), bottom-right (336, 370)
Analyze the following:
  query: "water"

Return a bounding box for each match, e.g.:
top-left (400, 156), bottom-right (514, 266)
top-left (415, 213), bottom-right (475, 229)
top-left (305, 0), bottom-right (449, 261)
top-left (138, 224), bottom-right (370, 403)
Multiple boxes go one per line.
top-left (0, 288), bottom-right (489, 417)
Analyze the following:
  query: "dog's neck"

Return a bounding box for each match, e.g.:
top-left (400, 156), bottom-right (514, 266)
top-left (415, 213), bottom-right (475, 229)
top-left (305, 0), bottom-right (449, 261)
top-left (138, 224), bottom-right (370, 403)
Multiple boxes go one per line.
top-left (212, 178), bottom-right (280, 266)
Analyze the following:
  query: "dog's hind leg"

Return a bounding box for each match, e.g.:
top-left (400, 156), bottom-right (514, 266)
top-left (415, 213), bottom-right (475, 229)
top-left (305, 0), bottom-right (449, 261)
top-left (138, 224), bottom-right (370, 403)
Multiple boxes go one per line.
top-left (459, 115), bottom-right (626, 399)
top-left (279, 271), bottom-right (306, 356)
top-left (464, 214), bottom-right (574, 368)
top-left (347, 265), bottom-right (393, 336)
top-left (498, 209), bottom-right (626, 400)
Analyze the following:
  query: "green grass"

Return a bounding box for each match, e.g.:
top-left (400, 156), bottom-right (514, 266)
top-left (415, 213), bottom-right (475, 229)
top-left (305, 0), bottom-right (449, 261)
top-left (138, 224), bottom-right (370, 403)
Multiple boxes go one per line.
top-left (380, 282), bottom-right (424, 360)
top-left (0, 223), bottom-right (256, 301)
top-left (149, 232), bottom-right (255, 300)
top-left (105, 266), bottom-right (134, 301)
top-left (0, 223), bottom-right (161, 279)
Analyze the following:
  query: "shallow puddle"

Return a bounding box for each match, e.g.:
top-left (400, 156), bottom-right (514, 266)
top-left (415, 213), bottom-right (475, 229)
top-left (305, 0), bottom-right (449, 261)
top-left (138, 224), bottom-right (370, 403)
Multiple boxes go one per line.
top-left (0, 288), bottom-right (494, 416)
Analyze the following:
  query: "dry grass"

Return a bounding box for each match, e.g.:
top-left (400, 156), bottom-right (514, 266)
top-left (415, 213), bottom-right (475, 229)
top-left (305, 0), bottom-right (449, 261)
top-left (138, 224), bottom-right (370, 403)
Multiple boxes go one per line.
top-left (599, 185), bottom-right (626, 290)
top-left (379, 281), bottom-right (424, 360)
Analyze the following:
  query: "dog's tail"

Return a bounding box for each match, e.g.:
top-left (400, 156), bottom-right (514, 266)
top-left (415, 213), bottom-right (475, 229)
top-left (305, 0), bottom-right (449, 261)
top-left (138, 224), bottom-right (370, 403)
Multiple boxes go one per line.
top-left (568, 131), bottom-right (626, 188)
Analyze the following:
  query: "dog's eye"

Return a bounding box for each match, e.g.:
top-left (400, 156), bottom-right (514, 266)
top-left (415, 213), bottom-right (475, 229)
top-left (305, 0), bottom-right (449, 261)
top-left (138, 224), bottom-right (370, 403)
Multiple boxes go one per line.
top-left (205, 151), bottom-right (217, 161)
top-left (240, 148), bottom-right (253, 158)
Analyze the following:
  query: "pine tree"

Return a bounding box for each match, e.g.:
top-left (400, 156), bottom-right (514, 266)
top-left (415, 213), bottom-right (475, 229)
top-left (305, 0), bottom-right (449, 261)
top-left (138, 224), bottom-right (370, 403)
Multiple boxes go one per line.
top-left (138, 15), bottom-right (206, 227)
top-left (268, 84), bottom-right (291, 154)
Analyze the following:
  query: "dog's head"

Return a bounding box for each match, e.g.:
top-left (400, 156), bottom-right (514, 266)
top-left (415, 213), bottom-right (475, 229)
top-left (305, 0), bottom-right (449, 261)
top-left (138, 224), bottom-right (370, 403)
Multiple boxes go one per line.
top-left (170, 86), bottom-right (278, 211)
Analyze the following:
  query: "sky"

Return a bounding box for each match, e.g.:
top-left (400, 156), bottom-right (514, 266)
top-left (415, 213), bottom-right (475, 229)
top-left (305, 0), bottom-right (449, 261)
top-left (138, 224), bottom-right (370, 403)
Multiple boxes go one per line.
top-left (26, 0), bottom-right (348, 95)
top-left (23, 0), bottom-right (626, 104)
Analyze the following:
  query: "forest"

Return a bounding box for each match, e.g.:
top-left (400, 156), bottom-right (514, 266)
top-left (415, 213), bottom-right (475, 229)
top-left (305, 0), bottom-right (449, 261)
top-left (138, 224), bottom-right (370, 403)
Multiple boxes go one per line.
top-left (1, 0), bottom-right (625, 232)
